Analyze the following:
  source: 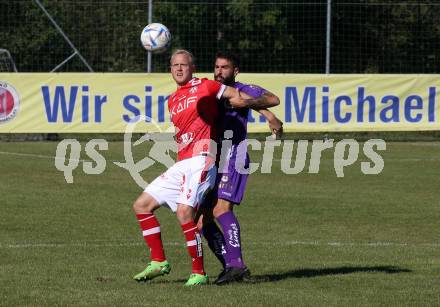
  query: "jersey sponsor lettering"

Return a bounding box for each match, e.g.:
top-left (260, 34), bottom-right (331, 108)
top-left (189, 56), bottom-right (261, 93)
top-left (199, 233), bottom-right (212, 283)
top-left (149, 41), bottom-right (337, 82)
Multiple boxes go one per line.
top-left (168, 78), bottom-right (224, 161)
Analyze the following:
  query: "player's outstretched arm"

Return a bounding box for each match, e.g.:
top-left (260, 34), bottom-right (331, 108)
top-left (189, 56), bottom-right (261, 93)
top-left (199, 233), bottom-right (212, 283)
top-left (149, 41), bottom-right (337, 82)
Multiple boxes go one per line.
top-left (253, 91), bottom-right (280, 109)
top-left (258, 109), bottom-right (284, 138)
top-left (223, 86), bottom-right (280, 109)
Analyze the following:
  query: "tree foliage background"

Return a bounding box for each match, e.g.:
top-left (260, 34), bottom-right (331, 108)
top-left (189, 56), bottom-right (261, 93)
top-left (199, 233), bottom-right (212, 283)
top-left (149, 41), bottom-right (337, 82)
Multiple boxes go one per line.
top-left (1, 0), bottom-right (439, 73)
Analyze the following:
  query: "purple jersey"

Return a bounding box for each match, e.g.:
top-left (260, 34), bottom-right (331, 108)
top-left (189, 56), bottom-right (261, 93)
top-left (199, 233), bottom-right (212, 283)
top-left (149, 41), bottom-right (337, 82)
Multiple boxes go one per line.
top-left (218, 82), bottom-right (267, 146)
top-left (214, 82), bottom-right (267, 204)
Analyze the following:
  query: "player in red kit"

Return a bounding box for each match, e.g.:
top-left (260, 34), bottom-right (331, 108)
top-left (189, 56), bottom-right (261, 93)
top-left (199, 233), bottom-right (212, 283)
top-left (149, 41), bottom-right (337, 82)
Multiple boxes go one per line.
top-left (132, 49), bottom-right (260, 286)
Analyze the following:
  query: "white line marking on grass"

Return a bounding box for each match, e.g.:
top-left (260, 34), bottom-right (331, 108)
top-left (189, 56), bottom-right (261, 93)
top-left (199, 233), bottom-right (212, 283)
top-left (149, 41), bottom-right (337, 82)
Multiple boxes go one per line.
top-left (283, 241), bottom-right (414, 247)
top-left (2, 151), bottom-right (439, 164)
top-left (272, 158), bottom-right (440, 162)
top-left (0, 151), bottom-right (121, 163)
top-left (407, 142), bottom-right (440, 147)
top-left (0, 151), bottom-right (86, 163)
top-left (1, 240), bottom-right (438, 249)
top-left (2, 242), bottom-right (144, 248)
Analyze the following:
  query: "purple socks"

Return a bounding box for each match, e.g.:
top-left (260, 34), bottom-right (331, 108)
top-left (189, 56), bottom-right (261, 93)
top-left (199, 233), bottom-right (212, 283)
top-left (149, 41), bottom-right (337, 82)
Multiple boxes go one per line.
top-left (217, 211), bottom-right (245, 268)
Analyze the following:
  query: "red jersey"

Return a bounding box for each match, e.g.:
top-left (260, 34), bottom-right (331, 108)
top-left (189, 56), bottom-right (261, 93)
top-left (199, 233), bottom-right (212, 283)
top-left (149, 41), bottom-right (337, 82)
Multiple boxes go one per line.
top-left (168, 78), bottom-right (225, 161)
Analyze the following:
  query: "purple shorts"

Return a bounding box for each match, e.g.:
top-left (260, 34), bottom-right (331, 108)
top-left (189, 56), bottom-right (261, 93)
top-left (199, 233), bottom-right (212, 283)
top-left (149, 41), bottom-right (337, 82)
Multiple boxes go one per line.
top-left (215, 153), bottom-right (249, 204)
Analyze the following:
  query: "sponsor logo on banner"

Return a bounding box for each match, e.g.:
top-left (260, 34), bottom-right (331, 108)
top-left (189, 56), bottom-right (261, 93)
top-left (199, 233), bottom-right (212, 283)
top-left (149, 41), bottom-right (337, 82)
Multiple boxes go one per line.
top-left (0, 82), bottom-right (19, 124)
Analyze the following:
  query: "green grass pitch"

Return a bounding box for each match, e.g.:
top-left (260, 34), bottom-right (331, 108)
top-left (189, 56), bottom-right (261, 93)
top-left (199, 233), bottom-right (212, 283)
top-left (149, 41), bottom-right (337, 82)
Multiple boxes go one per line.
top-left (0, 140), bottom-right (439, 306)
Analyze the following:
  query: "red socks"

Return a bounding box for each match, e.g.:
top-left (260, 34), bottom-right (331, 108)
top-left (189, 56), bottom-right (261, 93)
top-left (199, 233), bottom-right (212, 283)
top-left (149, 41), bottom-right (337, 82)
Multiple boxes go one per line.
top-left (137, 214), bottom-right (204, 274)
top-left (136, 213), bottom-right (166, 262)
top-left (181, 221), bottom-right (205, 275)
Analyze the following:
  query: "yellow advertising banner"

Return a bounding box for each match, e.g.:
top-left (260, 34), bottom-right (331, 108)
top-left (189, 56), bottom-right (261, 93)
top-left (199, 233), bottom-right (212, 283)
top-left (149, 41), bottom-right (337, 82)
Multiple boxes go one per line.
top-left (0, 73), bottom-right (439, 133)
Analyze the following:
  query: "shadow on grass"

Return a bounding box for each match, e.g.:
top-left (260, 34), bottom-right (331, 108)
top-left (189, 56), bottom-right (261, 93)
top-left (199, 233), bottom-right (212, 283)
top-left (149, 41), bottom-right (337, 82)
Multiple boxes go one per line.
top-left (249, 265), bottom-right (412, 283)
top-left (127, 266), bottom-right (411, 285)
top-left (136, 278), bottom-right (188, 285)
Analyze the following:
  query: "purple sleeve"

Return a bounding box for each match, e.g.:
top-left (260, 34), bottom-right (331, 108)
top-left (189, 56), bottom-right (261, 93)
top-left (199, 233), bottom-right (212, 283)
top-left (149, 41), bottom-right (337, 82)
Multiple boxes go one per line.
top-left (235, 82), bottom-right (267, 98)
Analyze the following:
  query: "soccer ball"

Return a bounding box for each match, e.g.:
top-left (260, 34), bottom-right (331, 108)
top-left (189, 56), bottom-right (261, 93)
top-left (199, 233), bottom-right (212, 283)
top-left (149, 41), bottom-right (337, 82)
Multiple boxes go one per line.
top-left (140, 23), bottom-right (171, 53)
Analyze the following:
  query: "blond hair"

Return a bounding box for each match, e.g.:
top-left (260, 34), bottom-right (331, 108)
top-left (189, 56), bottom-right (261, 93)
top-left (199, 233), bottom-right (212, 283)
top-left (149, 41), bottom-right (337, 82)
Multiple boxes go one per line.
top-left (170, 49), bottom-right (195, 66)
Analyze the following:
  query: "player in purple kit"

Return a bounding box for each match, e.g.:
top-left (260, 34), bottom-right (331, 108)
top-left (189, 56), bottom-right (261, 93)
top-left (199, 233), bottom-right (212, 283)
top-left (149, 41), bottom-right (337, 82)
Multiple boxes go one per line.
top-left (197, 52), bottom-right (283, 285)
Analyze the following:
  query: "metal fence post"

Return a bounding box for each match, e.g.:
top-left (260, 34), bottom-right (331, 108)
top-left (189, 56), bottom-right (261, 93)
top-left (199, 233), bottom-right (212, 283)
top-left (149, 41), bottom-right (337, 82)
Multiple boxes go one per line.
top-left (325, 0), bottom-right (332, 74)
top-left (147, 0), bottom-right (153, 73)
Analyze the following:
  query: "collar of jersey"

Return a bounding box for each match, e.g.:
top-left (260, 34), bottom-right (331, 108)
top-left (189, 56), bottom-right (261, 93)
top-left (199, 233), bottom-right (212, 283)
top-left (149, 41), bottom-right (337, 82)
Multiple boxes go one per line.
top-left (179, 77), bottom-right (207, 89)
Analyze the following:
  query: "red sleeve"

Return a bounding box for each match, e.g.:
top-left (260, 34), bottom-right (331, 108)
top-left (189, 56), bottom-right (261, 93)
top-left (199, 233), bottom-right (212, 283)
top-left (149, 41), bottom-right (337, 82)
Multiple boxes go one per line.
top-left (203, 79), bottom-right (225, 99)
